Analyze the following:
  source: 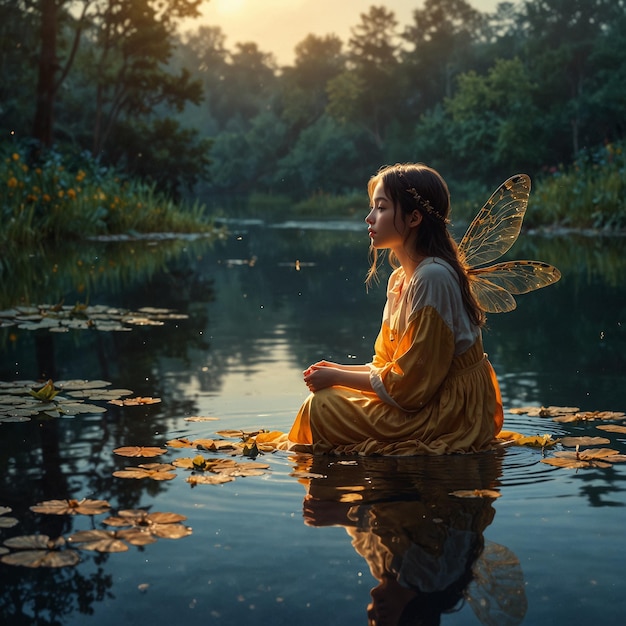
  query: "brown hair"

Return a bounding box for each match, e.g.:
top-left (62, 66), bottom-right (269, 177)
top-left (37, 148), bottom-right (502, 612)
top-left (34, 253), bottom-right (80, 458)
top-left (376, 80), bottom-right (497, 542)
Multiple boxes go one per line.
top-left (366, 163), bottom-right (485, 327)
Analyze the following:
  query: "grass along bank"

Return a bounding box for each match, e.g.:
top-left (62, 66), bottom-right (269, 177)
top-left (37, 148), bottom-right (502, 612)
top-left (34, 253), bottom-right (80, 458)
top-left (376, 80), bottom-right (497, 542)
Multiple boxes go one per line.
top-left (1, 144), bottom-right (218, 248)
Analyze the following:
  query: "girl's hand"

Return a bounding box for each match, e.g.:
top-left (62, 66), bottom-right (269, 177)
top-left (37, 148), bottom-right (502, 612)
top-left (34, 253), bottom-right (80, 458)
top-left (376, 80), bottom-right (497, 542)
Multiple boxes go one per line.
top-left (309, 360), bottom-right (339, 370)
top-left (302, 360), bottom-right (338, 378)
top-left (303, 364), bottom-right (339, 392)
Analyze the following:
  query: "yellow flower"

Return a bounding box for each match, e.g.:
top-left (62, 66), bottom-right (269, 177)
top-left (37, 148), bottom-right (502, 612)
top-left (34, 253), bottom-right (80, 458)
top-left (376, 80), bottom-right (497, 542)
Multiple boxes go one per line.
top-left (12, 153), bottom-right (19, 161)
top-left (7, 176), bottom-right (18, 188)
top-left (58, 190), bottom-right (65, 198)
top-left (43, 194), bottom-right (51, 202)
top-left (35, 168), bottom-right (42, 175)
top-left (76, 170), bottom-right (86, 182)
top-left (67, 188), bottom-right (76, 199)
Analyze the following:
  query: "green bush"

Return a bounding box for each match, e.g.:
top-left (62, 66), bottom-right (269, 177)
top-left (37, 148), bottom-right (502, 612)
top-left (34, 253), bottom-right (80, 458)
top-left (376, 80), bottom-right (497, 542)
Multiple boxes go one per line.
top-left (530, 141), bottom-right (626, 230)
top-left (0, 142), bottom-right (218, 247)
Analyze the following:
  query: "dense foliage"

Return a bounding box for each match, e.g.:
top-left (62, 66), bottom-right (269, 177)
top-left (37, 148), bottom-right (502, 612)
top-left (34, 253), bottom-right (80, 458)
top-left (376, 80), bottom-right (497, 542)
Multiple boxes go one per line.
top-left (0, 144), bottom-right (215, 248)
top-left (1, 0), bottom-right (625, 224)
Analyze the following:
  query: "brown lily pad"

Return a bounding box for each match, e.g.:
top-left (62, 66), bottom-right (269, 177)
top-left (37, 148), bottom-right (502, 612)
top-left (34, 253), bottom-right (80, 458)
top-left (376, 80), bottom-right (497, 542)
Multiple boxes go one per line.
top-left (509, 406), bottom-right (579, 417)
top-left (553, 411), bottom-right (626, 423)
top-left (560, 436), bottom-right (611, 447)
top-left (113, 446), bottom-right (167, 458)
top-left (112, 463), bottom-right (176, 481)
top-left (30, 498), bottom-right (110, 516)
top-left (67, 529), bottom-right (129, 553)
top-left (109, 396), bottom-right (162, 406)
top-left (597, 424), bottom-right (626, 434)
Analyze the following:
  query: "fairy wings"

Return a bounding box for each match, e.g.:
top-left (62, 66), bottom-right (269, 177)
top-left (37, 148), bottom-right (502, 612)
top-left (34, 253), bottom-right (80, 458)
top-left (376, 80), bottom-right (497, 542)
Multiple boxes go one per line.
top-left (458, 174), bottom-right (561, 313)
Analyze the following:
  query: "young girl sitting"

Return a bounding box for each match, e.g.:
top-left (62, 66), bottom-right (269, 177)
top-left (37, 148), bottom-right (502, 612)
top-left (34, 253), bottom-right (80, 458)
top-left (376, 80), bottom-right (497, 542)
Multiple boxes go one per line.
top-left (285, 163), bottom-right (503, 455)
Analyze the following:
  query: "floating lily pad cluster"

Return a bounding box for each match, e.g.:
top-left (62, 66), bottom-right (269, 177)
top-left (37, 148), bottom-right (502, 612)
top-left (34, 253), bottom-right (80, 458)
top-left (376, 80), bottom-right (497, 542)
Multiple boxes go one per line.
top-left (510, 405), bottom-right (626, 423)
top-left (508, 405), bottom-right (626, 469)
top-left (111, 432), bottom-right (271, 486)
top-left (0, 304), bottom-right (187, 332)
top-left (0, 498), bottom-right (191, 568)
top-left (0, 379), bottom-right (160, 422)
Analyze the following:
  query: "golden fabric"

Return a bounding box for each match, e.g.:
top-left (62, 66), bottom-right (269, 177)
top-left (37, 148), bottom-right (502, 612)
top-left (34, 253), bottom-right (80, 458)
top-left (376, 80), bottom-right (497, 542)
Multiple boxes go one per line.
top-left (288, 304), bottom-right (503, 456)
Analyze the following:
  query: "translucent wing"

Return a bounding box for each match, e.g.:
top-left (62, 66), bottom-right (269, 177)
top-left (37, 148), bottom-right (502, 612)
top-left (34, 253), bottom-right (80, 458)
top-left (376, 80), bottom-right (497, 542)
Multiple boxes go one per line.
top-left (459, 174), bottom-right (531, 268)
top-left (467, 276), bottom-right (517, 314)
top-left (466, 541), bottom-right (528, 626)
top-left (459, 174), bottom-right (561, 313)
top-left (469, 260), bottom-right (562, 313)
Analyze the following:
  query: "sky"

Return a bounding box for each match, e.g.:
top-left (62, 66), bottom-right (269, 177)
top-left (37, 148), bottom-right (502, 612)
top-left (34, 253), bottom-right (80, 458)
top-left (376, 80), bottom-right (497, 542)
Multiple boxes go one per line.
top-left (182, 0), bottom-right (502, 65)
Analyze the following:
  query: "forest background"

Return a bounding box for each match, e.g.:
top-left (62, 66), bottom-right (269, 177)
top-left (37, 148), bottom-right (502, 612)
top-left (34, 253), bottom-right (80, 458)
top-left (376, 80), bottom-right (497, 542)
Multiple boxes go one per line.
top-left (1, 0), bottom-right (625, 244)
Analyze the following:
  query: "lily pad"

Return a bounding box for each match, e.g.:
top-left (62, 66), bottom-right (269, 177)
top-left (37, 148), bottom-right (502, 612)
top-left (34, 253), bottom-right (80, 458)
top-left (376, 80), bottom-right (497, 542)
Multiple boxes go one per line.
top-left (560, 436), bottom-right (611, 447)
top-left (597, 424), bottom-right (626, 434)
top-left (113, 446), bottom-right (167, 458)
top-left (1, 535), bottom-right (80, 568)
top-left (109, 396), bottom-right (161, 406)
top-left (67, 529), bottom-right (129, 553)
top-left (509, 406), bottom-right (579, 417)
top-left (0, 506), bottom-right (18, 528)
top-left (113, 463), bottom-right (177, 481)
top-left (512, 434), bottom-right (559, 448)
top-left (0, 379), bottom-right (115, 421)
top-left (68, 388), bottom-right (133, 400)
top-left (102, 510), bottom-right (192, 541)
top-left (115, 528), bottom-right (158, 546)
top-left (0, 304), bottom-right (187, 333)
top-left (53, 379), bottom-right (112, 391)
top-left (553, 410), bottom-right (626, 423)
top-left (184, 416), bottom-right (220, 422)
top-left (30, 498), bottom-right (111, 516)
top-left (541, 447), bottom-right (626, 469)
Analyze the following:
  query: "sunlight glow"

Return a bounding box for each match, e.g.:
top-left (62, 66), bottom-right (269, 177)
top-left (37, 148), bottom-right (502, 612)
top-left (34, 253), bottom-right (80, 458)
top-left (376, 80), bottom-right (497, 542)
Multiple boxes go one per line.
top-left (214, 0), bottom-right (247, 16)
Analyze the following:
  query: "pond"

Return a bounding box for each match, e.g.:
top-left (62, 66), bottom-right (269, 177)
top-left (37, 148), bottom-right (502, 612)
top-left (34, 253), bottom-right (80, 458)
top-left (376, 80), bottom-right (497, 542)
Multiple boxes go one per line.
top-left (0, 219), bottom-right (625, 626)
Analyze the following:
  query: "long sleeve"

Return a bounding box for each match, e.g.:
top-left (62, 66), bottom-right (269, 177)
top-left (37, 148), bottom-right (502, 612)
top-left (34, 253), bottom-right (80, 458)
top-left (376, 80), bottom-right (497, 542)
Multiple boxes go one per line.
top-left (370, 306), bottom-right (454, 411)
top-left (369, 259), bottom-right (476, 412)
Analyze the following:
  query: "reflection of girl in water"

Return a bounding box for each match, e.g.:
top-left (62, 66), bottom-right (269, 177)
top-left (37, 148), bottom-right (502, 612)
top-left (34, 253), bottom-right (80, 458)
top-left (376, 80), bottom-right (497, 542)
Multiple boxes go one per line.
top-left (301, 455), bottom-right (526, 626)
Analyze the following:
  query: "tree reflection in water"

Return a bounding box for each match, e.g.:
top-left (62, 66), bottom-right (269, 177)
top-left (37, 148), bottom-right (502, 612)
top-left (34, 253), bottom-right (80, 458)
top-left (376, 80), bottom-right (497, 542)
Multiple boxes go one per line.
top-left (298, 452), bottom-right (527, 626)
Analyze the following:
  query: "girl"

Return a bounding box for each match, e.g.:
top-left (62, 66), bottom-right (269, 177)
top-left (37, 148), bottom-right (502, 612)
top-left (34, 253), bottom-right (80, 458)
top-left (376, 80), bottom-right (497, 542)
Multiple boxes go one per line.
top-left (287, 163), bottom-right (503, 455)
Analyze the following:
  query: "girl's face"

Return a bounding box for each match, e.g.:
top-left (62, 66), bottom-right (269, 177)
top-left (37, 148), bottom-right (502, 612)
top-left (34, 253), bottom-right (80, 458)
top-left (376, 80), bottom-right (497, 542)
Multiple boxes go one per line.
top-left (366, 179), bottom-right (420, 252)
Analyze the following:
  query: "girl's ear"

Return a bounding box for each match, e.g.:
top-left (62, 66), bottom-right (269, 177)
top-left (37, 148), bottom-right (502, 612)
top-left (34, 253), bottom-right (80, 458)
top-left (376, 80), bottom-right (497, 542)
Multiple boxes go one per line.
top-left (407, 210), bottom-right (422, 228)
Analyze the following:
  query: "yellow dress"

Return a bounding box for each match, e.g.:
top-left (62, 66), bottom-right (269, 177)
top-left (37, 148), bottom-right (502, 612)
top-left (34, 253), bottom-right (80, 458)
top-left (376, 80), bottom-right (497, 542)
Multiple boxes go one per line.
top-left (288, 257), bottom-right (503, 455)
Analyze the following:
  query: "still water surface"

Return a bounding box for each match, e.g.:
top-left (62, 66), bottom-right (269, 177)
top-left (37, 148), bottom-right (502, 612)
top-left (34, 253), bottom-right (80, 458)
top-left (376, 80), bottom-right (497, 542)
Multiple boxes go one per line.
top-left (0, 221), bottom-right (625, 625)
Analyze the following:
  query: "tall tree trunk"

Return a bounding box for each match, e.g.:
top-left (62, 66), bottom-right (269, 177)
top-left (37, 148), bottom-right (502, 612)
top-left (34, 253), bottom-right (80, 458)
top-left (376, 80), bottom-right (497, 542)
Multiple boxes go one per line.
top-left (32, 0), bottom-right (58, 147)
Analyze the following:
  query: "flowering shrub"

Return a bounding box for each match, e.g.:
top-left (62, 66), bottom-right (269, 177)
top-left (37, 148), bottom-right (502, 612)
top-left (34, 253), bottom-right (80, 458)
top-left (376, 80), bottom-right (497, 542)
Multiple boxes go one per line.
top-left (0, 143), bottom-right (213, 246)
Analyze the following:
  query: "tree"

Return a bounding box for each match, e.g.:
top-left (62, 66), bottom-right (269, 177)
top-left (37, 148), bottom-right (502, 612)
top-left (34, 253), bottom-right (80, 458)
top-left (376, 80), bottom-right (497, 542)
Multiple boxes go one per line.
top-left (520, 0), bottom-right (625, 155)
top-left (32, 0), bottom-right (89, 148)
top-left (275, 115), bottom-right (360, 194)
top-left (414, 57), bottom-right (542, 183)
top-left (0, 1), bottom-right (39, 136)
top-left (208, 110), bottom-right (287, 193)
top-left (86, 0), bottom-right (203, 156)
top-left (107, 117), bottom-right (212, 198)
top-left (402, 0), bottom-right (488, 109)
top-left (26, 0), bottom-right (203, 160)
top-left (279, 34), bottom-right (345, 130)
top-left (326, 5), bottom-right (403, 152)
